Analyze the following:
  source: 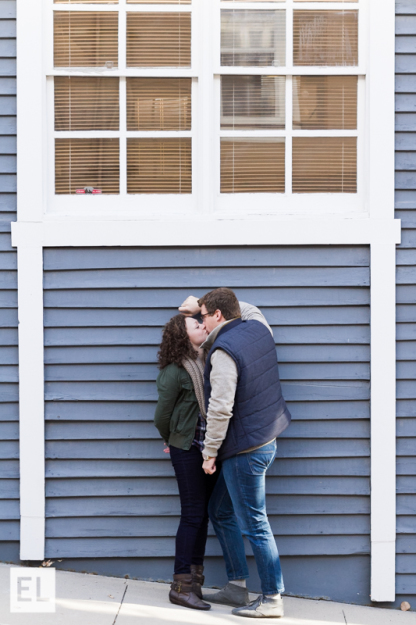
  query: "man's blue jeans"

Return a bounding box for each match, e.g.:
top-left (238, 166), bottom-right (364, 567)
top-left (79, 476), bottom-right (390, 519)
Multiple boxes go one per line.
top-left (208, 440), bottom-right (284, 596)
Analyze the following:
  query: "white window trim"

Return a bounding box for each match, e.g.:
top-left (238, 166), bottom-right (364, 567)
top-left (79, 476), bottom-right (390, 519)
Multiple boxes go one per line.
top-left (15, 0), bottom-right (398, 603)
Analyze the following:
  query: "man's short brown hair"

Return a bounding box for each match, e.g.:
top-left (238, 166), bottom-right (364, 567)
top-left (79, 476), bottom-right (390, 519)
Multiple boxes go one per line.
top-left (198, 288), bottom-right (241, 321)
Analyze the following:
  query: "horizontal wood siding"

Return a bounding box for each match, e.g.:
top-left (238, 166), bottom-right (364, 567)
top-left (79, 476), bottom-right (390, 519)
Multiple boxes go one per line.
top-left (396, 0), bottom-right (416, 610)
top-left (43, 245), bottom-right (371, 603)
top-left (0, 0), bottom-right (18, 563)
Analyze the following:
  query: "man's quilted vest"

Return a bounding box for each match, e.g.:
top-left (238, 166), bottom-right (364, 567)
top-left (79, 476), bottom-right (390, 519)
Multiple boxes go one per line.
top-left (204, 318), bottom-right (291, 462)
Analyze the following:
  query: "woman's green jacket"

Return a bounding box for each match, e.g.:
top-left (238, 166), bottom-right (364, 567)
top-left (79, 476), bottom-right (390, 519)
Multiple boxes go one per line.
top-left (154, 362), bottom-right (200, 450)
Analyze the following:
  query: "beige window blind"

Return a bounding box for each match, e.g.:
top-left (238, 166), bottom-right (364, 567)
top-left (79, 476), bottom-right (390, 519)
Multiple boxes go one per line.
top-left (292, 137), bottom-right (356, 193)
top-left (127, 78), bottom-right (191, 131)
top-left (127, 0), bottom-right (190, 3)
top-left (126, 13), bottom-right (191, 67)
top-left (221, 10), bottom-right (286, 67)
top-left (293, 11), bottom-right (358, 66)
top-left (127, 139), bottom-right (192, 194)
top-left (55, 77), bottom-right (119, 131)
top-left (293, 76), bottom-right (357, 130)
top-left (221, 75), bottom-right (285, 129)
top-left (54, 11), bottom-right (118, 67)
top-left (55, 139), bottom-right (120, 194)
top-left (221, 139), bottom-right (285, 193)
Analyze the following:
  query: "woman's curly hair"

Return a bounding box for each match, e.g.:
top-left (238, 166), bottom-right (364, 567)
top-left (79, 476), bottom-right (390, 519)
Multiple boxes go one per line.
top-left (158, 314), bottom-right (198, 369)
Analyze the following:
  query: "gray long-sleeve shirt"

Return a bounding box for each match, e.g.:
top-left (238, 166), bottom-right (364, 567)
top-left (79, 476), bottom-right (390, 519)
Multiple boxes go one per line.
top-left (202, 302), bottom-right (273, 458)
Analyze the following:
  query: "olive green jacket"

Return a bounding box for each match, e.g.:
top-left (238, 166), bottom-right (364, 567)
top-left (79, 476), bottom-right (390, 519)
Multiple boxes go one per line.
top-left (154, 363), bottom-right (200, 450)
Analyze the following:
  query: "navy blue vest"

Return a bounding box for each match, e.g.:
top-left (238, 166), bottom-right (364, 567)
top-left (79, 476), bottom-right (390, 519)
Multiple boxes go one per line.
top-left (204, 318), bottom-right (291, 462)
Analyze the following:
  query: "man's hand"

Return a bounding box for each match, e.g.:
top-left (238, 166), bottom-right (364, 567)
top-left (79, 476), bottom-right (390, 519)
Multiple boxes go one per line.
top-left (202, 458), bottom-right (217, 475)
top-left (179, 296), bottom-right (201, 316)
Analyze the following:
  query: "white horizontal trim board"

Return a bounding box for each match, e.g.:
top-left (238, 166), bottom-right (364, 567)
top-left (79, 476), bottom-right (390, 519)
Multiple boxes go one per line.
top-left (15, 0), bottom-right (397, 605)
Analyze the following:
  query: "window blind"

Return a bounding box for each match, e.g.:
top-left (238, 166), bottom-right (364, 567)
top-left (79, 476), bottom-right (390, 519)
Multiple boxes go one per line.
top-left (126, 13), bottom-right (191, 67)
top-left (293, 75), bottom-right (357, 130)
top-left (127, 78), bottom-right (191, 131)
top-left (221, 10), bottom-right (286, 67)
top-left (55, 77), bottom-right (119, 131)
top-left (55, 139), bottom-right (120, 194)
top-left (54, 11), bottom-right (118, 67)
top-left (292, 137), bottom-right (356, 193)
top-left (127, 139), bottom-right (192, 194)
top-left (221, 75), bottom-right (285, 129)
top-left (293, 11), bottom-right (358, 66)
top-left (221, 139), bottom-right (285, 193)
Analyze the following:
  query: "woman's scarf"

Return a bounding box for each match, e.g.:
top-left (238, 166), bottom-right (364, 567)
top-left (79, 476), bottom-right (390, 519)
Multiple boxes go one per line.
top-left (182, 356), bottom-right (206, 420)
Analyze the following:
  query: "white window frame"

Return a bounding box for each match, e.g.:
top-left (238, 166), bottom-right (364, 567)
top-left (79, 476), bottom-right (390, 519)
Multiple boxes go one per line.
top-left (14, 0), bottom-right (398, 604)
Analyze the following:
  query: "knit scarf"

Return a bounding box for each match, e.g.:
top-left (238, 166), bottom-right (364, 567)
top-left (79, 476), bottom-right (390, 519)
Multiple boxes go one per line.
top-left (182, 356), bottom-right (206, 420)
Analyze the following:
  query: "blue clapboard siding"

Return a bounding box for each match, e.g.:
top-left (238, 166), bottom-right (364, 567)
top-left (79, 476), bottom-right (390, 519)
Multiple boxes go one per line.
top-left (43, 245), bottom-right (371, 603)
top-left (396, 0), bottom-right (416, 611)
top-left (0, 0), bottom-right (18, 563)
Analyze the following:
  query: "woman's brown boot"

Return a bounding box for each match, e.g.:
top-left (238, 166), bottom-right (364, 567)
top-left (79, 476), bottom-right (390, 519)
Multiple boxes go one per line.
top-left (190, 564), bottom-right (205, 599)
top-left (169, 573), bottom-right (211, 610)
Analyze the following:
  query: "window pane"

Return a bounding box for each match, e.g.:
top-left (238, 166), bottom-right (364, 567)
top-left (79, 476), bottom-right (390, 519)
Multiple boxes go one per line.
top-left (55, 77), bottom-right (119, 131)
top-left (223, 0), bottom-right (284, 2)
top-left (127, 139), bottom-right (192, 194)
top-left (54, 11), bottom-right (118, 67)
top-left (126, 13), bottom-right (191, 67)
top-left (292, 137), bottom-right (356, 193)
top-left (293, 76), bottom-right (357, 130)
top-left (55, 1), bottom-right (118, 3)
top-left (55, 139), bottom-right (120, 194)
top-left (127, 78), bottom-right (191, 130)
top-left (293, 11), bottom-right (358, 66)
top-left (221, 10), bottom-right (286, 67)
top-left (221, 75), bottom-right (285, 129)
top-left (127, 0), bottom-right (190, 3)
top-left (221, 139), bottom-right (285, 193)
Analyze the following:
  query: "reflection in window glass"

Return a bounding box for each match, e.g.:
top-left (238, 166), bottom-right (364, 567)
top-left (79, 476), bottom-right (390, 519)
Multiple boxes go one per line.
top-left (292, 137), bottom-right (356, 193)
top-left (221, 75), bottom-right (285, 129)
top-left (127, 139), bottom-right (192, 194)
top-left (55, 139), bottom-right (120, 194)
top-left (293, 11), bottom-right (358, 66)
top-left (221, 139), bottom-right (285, 193)
top-left (221, 10), bottom-right (286, 67)
top-left (293, 75), bottom-right (357, 130)
top-left (127, 78), bottom-right (191, 130)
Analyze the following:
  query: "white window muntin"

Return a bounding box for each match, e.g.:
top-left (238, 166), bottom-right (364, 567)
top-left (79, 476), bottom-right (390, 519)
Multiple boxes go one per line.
top-left (214, 0), bottom-right (367, 215)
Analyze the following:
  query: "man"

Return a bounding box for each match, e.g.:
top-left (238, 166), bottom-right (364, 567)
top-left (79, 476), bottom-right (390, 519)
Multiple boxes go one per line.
top-left (179, 289), bottom-right (291, 619)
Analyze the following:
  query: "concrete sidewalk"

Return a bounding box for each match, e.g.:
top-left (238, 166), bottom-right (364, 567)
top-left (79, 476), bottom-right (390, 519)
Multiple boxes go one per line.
top-left (0, 563), bottom-right (413, 625)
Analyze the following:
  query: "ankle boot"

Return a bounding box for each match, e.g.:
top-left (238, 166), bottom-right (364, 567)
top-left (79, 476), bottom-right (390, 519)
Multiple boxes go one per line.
top-left (169, 573), bottom-right (211, 611)
top-left (190, 564), bottom-right (205, 599)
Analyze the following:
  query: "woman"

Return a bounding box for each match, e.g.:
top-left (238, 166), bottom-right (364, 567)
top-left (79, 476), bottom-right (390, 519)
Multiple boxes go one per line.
top-left (154, 314), bottom-right (215, 612)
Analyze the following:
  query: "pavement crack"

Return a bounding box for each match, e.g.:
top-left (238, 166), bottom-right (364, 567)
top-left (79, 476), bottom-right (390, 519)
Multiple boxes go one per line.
top-left (342, 609), bottom-right (347, 624)
top-left (112, 583), bottom-right (128, 625)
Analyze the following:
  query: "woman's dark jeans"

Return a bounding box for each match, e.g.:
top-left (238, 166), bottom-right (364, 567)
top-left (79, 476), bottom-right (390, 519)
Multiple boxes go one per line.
top-left (170, 444), bottom-right (218, 575)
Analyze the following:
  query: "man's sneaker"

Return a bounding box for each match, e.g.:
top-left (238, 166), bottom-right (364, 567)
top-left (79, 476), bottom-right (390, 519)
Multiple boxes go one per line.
top-left (203, 582), bottom-right (249, 607)
top-left (232, 594), bottom-right (284, 618)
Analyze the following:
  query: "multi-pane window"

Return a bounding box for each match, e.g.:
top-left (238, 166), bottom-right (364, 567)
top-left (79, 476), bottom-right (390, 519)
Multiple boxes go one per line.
top-left (220, 1), bottom-right (360, 195)
top-left (49, 0), bottom-right (363, 210)
top-left (52, 1), bottom-right (193, 198)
